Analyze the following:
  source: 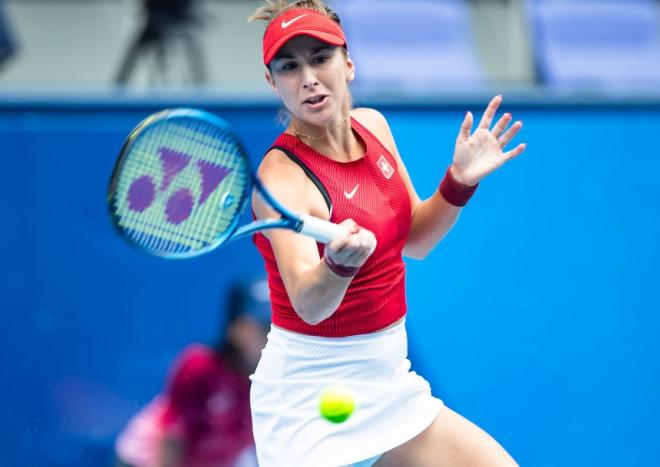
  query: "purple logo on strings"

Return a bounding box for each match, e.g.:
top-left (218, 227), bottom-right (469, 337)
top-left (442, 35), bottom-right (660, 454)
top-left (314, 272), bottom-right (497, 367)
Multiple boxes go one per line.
top-left (126, 147), bottom-right (232, 225)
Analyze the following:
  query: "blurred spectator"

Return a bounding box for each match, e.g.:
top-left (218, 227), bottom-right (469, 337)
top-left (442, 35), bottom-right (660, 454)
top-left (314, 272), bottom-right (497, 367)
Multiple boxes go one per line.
top-left (0, 0), bottom-right (16, 71)
top-left (115, 279), bottom-right (271, 467)
top-left (116, 0), bottom-right (206, 86)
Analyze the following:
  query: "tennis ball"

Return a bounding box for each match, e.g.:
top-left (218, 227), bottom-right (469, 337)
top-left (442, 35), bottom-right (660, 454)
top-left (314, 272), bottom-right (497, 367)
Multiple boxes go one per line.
top-left (319, 384), bottom-right (355, 423)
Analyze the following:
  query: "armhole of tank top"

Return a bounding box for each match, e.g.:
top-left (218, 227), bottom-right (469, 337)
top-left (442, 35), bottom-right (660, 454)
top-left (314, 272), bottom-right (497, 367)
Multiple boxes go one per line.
top-left (269, 145), bottom-right (333, 217)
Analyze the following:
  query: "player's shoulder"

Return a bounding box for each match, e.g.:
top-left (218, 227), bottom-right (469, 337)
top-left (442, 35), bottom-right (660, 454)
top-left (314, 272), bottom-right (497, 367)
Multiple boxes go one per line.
top-left (351, 107), bottom-right (397, 154)
top-left (261, 145), bottom-right (296, 167)
top-left (258, 145), bottom-right (308, 188)
top-left (351, 107), bottom-right (391, 132)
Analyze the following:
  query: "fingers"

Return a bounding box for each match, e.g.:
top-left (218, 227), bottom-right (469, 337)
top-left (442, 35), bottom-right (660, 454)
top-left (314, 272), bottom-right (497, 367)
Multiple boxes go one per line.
top-left (491, 113), bottom-right (512, 138)
top-left (481, 94), bottom-right (523, 150)
top-left (346, 229), bottom-right (377, 262)
top-left (337, 218), bottom-right (360, 234)
top-left (326, 221), bottom-right (377, 269)
top-left (336, 231), bottom-right (375, 266)
top-left (503, 143), bottom-right (527, 160)
top-left (459, 97), bottom-right (523, 147)
top-left (326, 219), bottom-right (356, 251)
top-left (499, 120), bottom-right (523, 148)
top-left (456, 111), bottom-right (473, 144)
top-left (477, 95), bottom-right (502, 130)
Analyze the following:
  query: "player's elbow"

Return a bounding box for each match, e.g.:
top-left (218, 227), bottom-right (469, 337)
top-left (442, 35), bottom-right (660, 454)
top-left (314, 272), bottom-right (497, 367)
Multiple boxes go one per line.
top-left (409, 251), bottom-right (429, 260)
top-left (288, 279), bottom-right (341, 325)
top-left (294, 306), bottom-right (328, 325)
top-left (300, 313), bottom-right (325, 326)
top-left (292, 300), bottom-right (334, 325)
top-left (403, 243), bottom-right (432, 260)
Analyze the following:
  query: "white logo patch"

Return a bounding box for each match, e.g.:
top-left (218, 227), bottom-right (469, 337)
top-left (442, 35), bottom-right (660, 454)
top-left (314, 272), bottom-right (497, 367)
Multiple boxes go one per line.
top-left (281, 14), bottom-right (308, 28)
top-left (377, 155), bottom-right (395, 179)
top-left (344, 184), bottom-right (359, 199)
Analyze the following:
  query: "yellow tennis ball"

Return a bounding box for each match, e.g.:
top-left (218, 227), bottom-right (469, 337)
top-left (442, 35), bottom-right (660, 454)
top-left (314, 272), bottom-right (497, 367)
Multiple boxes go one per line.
top-left (319, 384), bottom-right (355, 423)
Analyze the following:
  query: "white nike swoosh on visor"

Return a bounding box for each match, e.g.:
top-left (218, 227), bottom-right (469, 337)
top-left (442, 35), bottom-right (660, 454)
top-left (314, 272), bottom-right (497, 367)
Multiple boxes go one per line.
top-left (344, 184), bottom-right (359, 199)
top-left (281, 14), bottom-right (308, 28)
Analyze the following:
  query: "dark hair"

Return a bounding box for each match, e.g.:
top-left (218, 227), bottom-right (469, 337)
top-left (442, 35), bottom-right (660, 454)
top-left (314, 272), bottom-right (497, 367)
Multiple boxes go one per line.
top-left (216, 279), bottom-right (270, 367)
top-left (225, 279), bottom-right (271, 329)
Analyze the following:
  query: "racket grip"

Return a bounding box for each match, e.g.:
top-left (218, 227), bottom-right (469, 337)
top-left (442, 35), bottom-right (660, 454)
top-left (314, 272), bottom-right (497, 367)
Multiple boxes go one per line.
top-left (299, 215), bottom-right (347, 244)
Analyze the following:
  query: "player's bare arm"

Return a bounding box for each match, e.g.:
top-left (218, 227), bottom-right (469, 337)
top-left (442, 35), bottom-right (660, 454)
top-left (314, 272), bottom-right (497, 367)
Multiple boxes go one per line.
top-left (253, 149), bottom-right (375, 324)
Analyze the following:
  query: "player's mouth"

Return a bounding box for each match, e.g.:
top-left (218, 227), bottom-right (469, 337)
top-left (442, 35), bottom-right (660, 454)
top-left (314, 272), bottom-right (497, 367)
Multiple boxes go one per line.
top-left (303, 95), bottom-right (329, 108)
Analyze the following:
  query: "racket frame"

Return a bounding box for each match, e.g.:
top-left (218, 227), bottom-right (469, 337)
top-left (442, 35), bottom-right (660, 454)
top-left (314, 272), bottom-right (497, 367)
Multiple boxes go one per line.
top-left (108, 108), bottom-right (323, 259)
top-left (108, 109), bottom-right (256, 258)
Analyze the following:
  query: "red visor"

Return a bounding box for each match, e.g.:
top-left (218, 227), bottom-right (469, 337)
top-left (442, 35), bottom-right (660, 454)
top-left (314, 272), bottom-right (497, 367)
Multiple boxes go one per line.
top-left (262, 8), bottom-right (346, 65)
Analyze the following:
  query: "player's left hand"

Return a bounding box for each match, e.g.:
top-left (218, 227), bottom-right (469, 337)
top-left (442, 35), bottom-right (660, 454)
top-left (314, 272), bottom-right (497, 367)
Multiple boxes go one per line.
top-left (451, 95), bottom-right (526, 186)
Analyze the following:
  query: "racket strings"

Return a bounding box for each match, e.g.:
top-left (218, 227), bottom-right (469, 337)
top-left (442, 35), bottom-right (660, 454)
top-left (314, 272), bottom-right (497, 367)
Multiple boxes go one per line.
top-left (112, 117), bottom-right (250, 256)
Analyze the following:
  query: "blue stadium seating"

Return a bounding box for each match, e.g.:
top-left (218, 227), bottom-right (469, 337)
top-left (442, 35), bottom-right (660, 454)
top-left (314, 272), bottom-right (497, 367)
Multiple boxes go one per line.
top-left (527, 0), bottom-right (660, 89)
top-left (333, 0), bottom-right (485, 93)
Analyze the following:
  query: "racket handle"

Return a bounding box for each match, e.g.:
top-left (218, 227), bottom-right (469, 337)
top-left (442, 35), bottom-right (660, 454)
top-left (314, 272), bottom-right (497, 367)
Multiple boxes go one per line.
top-left (299, 215), bottom-right (347, 244)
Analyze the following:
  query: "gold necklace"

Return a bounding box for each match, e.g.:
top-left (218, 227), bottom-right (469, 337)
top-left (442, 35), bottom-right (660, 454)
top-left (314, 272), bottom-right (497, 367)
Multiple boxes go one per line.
top-left (292, 116), bottom-right (350, 141)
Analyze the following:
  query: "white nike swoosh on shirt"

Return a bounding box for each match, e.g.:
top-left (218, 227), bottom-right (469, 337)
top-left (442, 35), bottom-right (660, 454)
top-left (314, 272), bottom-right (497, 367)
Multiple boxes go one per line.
top-left (281, 14), bottom-right (308, 28)
top-left (344, 184), bottom-right (359, 199)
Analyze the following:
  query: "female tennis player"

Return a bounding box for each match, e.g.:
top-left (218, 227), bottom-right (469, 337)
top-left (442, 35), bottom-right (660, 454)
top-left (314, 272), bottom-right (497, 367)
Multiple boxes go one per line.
top-left (248, 1), bottom-right (526, 466)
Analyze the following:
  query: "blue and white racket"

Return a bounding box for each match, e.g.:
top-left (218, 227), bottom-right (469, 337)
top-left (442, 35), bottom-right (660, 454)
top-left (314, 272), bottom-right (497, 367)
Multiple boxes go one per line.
top-left (108, 108), bottom-right (345, 258)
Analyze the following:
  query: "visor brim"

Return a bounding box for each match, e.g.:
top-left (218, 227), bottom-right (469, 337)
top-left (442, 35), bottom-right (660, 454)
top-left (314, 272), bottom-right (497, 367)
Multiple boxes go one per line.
top-left (264, 30), bottom-right (346, 65)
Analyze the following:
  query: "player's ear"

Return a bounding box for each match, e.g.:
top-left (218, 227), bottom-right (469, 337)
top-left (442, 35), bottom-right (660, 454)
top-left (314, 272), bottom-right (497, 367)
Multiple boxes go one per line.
top-left (345, 52), bottom-right (355, 82)
top-left (265, 69), bottom-right (279, 96)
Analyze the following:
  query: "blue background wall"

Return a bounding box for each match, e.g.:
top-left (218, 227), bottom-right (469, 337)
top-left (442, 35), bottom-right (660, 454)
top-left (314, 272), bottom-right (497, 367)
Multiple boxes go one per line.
top-left (1, 97), bottom-right (658, 466)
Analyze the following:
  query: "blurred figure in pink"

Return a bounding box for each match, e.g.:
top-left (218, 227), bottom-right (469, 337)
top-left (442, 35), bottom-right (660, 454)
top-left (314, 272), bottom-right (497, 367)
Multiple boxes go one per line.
top-left (115, 279), bottom-right (270, 467)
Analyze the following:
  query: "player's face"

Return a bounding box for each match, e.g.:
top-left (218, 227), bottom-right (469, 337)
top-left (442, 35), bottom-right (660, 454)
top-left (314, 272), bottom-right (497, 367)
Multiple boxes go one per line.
top-left (267, 36), bottom-right (354, 127)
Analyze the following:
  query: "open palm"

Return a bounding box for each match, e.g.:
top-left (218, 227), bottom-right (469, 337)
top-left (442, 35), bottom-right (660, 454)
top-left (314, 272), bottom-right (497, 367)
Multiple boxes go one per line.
top-left (451, 96), bottom-right (526, 186)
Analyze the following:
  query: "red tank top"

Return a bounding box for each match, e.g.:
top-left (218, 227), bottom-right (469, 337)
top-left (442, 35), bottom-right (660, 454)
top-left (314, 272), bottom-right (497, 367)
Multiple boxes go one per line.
top-left (254, 117), bottom-right (412, 337)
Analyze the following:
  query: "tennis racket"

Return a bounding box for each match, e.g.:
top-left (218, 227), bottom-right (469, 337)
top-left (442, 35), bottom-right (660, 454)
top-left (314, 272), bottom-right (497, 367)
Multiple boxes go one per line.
top-left (108, 108), bottom-right (345, 258)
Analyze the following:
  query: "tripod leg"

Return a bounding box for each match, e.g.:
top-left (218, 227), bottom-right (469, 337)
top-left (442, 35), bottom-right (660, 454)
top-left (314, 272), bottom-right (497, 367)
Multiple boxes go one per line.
top-left (115, 31), bottom-right (151, 85)
top-left (183, 32), bottom-right (206, 85)
top-left (152, 37), bottom-right (168, 86)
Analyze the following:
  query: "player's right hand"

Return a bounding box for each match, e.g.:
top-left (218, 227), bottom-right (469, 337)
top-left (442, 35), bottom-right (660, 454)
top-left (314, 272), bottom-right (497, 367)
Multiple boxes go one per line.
top-left (325, 219), bottom-right (377, 269)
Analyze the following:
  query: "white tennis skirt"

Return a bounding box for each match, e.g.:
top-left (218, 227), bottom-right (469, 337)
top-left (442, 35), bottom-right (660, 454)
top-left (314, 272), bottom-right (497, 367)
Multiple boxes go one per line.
top-left (249, 319), bottom-right (443, 467)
